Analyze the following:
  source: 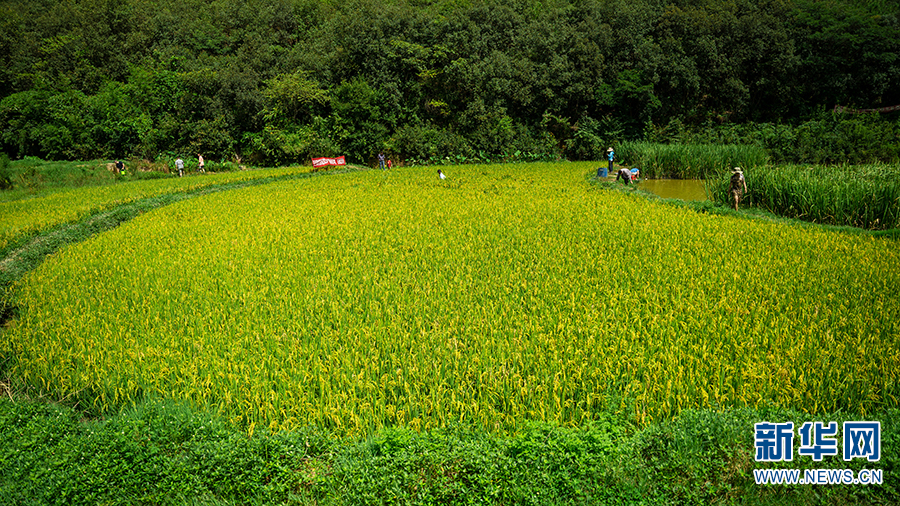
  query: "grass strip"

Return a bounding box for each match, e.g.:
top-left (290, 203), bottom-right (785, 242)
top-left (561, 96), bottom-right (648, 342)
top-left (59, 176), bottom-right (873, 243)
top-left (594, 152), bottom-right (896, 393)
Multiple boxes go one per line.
top-left (1, 397), bottom-right (896, 506)
top-left (705, 164), bottom-right (900, 230)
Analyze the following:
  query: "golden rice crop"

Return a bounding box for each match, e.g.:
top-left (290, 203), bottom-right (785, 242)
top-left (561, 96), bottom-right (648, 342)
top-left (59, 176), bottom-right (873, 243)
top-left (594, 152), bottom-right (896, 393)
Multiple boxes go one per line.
top-left (4, 162), bottom-right (899, 435)
top-left (0, 166), bottom-right (308, 252)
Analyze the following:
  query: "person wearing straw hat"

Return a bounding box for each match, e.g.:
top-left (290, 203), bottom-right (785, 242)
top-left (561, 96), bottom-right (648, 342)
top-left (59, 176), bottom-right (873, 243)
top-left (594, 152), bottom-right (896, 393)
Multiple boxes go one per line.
top-left (730, 167), bottom-right (747, 210)
top-left (606, 147), bottom-right (615, 175)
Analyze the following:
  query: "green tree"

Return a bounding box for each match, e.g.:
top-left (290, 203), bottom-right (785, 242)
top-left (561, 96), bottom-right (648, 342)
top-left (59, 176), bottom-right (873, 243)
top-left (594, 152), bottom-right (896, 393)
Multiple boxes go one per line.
top-left (329, 77), bottom-right (391, 163)
top-left (791, 0), bottom-right (900, 113)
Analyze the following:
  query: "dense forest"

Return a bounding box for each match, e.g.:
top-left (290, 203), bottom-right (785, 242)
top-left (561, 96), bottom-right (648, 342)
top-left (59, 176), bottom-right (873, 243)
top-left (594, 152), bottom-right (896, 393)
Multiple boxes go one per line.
top-left (1, 0), bottom-right (898, 165)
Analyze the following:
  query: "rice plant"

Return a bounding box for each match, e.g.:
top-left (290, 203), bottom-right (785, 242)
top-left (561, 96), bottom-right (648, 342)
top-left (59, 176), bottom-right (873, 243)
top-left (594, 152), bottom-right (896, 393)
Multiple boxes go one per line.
top-left (0, 166), bottom-right (309, 253)
top-left (4, 162), bottom-right (898, 435)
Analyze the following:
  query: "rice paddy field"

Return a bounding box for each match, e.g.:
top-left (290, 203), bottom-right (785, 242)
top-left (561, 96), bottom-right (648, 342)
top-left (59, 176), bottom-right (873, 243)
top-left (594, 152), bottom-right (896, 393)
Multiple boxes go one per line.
top-left (3, 162), bottom-right (899, 436)
top-left (0, 166), bottom-right (309, 253)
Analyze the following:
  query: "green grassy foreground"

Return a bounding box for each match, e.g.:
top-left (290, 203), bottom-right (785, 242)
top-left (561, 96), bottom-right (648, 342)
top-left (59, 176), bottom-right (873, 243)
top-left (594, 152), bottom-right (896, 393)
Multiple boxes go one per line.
top-left (1, 397), bottom-right (897, 506)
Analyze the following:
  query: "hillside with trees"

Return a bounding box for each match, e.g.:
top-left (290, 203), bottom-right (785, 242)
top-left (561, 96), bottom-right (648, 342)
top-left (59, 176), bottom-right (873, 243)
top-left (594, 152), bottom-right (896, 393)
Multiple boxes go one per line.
top-left (1, 0), bottom-right (898, 165)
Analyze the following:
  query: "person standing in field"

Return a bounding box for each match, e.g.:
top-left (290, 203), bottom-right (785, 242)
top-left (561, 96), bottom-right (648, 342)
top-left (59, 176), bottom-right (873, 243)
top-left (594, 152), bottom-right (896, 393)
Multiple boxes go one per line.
top-left (175, 158), bottom-right (184, 177)
top-left (378, 152), bottom-right (386, 170)
top-left (730, 167), bottom-right (747, 210)
top-left (607, 147), bottom-right (615, 175)
top-left (438, 169), bottom-right (446, 180)
top-left (197, 154), bottom-right (205, 173)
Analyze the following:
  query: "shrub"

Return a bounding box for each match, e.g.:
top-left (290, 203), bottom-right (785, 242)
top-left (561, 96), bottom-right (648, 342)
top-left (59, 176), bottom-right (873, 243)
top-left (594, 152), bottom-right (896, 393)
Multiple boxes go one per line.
top-left (0, 154), bottom-right (12, 190)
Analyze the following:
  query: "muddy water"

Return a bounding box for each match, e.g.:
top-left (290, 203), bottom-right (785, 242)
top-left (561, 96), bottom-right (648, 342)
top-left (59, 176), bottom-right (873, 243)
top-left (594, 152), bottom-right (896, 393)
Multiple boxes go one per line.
top-left (636, 179), bottom-right (708, 201)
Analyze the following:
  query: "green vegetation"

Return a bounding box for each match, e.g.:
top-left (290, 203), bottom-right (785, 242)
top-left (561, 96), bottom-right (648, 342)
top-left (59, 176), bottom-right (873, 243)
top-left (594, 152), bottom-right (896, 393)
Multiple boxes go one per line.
top-left (0, 154), bottom-right (11, 190)
top-left (676, 110), bottom-right (900, 165)
top-left (0, 163), bottom-right (362, 336)
top-left (1, 0), bottom-right (898, 165)
top-left (615, 142), bottom-right (768, 179)
top-left (707, 164), bottom-right (900, 230)
top-left (0, 157), bottom-right (252, 202)
top-left (1, 162), bottom-right (897, 504)
top-left (1, 398), bottom-right (897, 505)
top-left (2, 0), bottom-right (898, 499)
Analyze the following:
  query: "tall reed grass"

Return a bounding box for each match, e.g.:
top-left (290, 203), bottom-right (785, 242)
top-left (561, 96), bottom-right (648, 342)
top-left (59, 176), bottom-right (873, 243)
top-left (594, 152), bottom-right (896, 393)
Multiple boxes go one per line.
top-left (708, 164), bottom-right (900, 230)
top-left (616, 142), bottom-right (768, 179)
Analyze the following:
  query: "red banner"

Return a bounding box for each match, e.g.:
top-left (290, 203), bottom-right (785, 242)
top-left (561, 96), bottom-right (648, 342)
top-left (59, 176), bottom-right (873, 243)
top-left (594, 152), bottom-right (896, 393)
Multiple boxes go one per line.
top-left (312, 156), bottom-right (346, 167)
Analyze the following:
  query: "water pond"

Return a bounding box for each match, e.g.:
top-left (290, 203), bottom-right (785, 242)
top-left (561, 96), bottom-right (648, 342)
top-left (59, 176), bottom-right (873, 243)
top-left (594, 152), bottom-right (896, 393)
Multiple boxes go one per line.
top-left (636, 179), bottom-right (708, 201)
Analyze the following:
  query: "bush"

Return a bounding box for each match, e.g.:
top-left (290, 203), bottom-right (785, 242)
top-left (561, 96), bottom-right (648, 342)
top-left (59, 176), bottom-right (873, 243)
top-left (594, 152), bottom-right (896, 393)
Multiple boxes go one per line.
top-left (0, 154), bottom-right (12, 190)
top-left (793, 111), bottom-right (900, 164)
top-left (680, 112), bottom-right (900, 165)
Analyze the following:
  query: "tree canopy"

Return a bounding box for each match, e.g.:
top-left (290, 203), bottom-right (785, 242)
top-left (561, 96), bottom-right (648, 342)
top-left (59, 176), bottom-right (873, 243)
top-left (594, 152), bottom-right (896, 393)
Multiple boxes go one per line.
top-left (1, 0), bottom-right (898, 164)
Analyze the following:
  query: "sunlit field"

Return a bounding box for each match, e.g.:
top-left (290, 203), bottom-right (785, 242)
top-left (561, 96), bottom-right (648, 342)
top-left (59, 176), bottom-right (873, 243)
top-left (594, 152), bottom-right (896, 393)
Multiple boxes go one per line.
top-left (0, 166), bottom-right (308, 252)
top-left (5, 162), bottom-right (898, 435)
